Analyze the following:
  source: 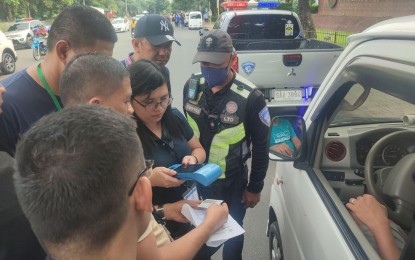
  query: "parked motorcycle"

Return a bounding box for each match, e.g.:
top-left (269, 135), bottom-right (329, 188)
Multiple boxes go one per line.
top-left (32, 37), bottom-right (47, 61)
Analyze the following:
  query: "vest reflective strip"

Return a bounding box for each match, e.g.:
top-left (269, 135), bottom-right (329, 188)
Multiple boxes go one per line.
top-left (209, 123), bottom-right (246, 179)
top-left (230, 84), bottom-right (250, 99)
top-left (187, 115), bottom-right (200, 139)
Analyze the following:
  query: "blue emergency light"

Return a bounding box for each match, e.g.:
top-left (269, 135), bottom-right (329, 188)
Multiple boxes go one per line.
top-left (258, 2), bottom-right (280, 8)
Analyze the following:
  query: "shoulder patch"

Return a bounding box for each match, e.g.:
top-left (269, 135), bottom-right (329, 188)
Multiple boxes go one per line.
top-left (259, 106), bottom-right (271, 127)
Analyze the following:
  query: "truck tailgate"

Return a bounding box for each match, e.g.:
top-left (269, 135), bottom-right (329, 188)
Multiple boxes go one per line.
top-left (237, 49), bottom-right (342, 89)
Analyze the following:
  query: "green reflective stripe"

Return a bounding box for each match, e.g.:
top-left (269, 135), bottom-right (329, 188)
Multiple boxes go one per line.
top-left (230, 84), bottom-right (250, 98)
top-left (209, 123), bottom-right (246, 178)
top-left (187, 115), bottom-right (200, 138)
top-left (235, 73), bottom-right (257, 90)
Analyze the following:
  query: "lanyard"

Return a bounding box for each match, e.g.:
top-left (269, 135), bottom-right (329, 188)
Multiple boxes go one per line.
top-left (37, 63), bottom-right (62, 111)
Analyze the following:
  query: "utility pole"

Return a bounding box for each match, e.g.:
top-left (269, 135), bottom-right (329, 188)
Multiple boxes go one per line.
top-left (125, 0), bottom-right (128, 16)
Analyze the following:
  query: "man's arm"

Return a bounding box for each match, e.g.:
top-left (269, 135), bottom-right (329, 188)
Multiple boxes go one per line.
top-left (244, 90), bottom-right (270, 208)
top-left (137, 203), bottom-right (228, 260)
top-left (291, 136), bottom-right (302, 151)
top-left (346, 194), bottom-right (400, 260)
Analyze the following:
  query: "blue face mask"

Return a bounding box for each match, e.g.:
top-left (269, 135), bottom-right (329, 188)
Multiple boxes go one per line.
top-left (201, 66), bottom-right (229, 89)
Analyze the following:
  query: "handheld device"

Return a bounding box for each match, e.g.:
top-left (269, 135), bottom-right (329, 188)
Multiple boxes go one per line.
top-left (169, 163), bottom-right (222, 186)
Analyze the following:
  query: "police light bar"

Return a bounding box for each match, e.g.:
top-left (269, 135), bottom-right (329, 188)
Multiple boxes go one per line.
top-left (221, 1), bottom-right (248, 9)
top-left (258, 2), bottom-right (280, 8)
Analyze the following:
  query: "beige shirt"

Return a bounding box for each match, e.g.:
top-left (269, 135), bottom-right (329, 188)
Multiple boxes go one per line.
top-left (138, 215), bottom-right (173, 246)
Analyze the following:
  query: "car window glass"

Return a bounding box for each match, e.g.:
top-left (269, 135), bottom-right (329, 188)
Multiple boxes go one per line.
top-left (228, 14), bottom-right (300, 40)
top-left (8, 23), bottom-right (28, 31)
top-left (331, 84), bottom-right (415, 126)
top-left (190, 14), bottom-right (201, 19)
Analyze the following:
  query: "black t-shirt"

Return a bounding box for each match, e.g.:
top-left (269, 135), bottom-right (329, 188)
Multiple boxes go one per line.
top-left (0, 70), bottom-right (62, 156)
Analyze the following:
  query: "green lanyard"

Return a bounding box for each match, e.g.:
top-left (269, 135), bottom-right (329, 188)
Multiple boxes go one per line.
top-left (37, 63), bottom-right (62, 111)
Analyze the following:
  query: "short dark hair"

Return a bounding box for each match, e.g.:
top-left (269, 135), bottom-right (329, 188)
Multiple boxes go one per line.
top-left (14, 105), bottom-right (143, 251)
top-left (47, 4), bottom-right (117, 50)
top-left (60, 53), bottom-right (129, 106)
top-left (129, 59), bottom-right (167, 98)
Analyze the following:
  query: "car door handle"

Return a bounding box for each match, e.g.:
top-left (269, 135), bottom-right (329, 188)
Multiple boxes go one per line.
top-left (276, 176), bottom-right (284, 185)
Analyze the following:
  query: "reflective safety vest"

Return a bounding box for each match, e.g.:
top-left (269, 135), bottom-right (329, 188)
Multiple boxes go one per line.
top-left (184, 73), bottom-right (257, 179)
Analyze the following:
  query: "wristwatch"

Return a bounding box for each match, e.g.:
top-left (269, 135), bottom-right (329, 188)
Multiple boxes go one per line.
top-left (154, 205), bottom-right (165, 220)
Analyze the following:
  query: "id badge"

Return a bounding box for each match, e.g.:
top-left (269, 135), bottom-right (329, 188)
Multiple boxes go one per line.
top-left (183, 183), bottom-right (199, 200)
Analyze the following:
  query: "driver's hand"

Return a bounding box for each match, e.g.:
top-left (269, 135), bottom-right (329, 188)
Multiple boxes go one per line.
top-left (270, 143), bottom-right (294, 157)
top-left (346, 194), bottom-right (388, 231)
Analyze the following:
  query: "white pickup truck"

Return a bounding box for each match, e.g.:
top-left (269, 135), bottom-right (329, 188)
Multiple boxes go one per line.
top-left (267, 15), bottom-right (415, 259)
top-left (208, 7), bottom-right (343, 109)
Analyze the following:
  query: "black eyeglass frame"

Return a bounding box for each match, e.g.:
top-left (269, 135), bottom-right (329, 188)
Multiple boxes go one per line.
top-left (128, 159), bottom-right (154, 196)
top-left (132, 96), bottom-right (173, 111)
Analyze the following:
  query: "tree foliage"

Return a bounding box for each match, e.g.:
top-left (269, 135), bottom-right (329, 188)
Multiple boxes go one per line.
top-left (0, 0), bottom-right (171, 21)
top-left (297, 0), bottom-right (316, 38)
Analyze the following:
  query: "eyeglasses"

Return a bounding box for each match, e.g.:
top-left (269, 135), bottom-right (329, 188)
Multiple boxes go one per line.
top-left (128, 159), bottom-right (154, 196)
top-left (132, 96), bottom-right (173, 111)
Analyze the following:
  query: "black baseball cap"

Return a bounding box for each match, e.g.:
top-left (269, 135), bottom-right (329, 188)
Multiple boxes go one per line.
top-left (192, 29), bottom-right (233, 64)
top-left (134, 14), bottom-right (181, 46)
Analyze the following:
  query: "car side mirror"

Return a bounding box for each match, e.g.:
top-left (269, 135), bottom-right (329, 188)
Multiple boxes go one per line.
top-left (199, 28), bottom-right (209, 37)
top-left (269, 115), bottom-right (305, 161)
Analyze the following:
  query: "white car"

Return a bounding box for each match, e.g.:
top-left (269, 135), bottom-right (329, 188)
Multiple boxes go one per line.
top-left (111, 18), bottom-right (129, 33)
top-left (4, 20), bottom-right (43, 48)
top-left (188, 11), bottom-right (202, 30)
top-left (0, 31), bottom-right (17, 74)
top-left (267, 15), bottom-right (415, 260)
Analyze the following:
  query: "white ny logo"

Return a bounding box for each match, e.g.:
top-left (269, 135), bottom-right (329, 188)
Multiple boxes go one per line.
top-left (160, 21), bottom-right (170, 32)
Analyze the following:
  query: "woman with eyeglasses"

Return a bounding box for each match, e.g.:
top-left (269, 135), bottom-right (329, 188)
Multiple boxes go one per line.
top-left (129, 60), bottom-right (212, 248)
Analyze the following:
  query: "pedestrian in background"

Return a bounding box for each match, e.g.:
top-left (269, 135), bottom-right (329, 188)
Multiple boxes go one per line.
top-left (204, 12), bottom-right (209, 23)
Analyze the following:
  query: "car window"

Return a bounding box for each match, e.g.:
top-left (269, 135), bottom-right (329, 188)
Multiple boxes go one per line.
top-left (8, 23), bottom-right (29, 31)
top-left (332, 85), bottom-right (415, 126)
top-left (190, 13), bottom-right (201, 19)
top-left (228, 14), bottom-right (300, 40)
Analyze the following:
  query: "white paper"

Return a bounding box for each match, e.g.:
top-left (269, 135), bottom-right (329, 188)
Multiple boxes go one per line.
top-left (198, 199), bottom-right (223, 209)
top-left (181, 203), bottom-right (245, 247)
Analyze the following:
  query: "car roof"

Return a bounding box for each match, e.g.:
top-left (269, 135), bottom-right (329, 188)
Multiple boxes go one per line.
top-left (349, 15), bottom-right (415, 42)
top-left (15, 20), bottom-right (41, 24)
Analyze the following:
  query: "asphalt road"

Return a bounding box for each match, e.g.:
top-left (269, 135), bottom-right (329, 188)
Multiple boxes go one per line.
top-left (0, 27), bottom-right (274, 260)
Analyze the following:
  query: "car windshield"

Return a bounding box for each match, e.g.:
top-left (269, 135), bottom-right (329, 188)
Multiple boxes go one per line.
top-left (8, 23), bottom-right (29, 31)
top-left (112, 19), bottom-right (123, 24)
top-left (190, 14), bottom-right (201, 19)
top-left (330, 84), bottom-right (415, 127)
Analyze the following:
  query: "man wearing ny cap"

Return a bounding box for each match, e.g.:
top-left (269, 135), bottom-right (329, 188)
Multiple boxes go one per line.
top-left (182, 29), bottom-right (270, 260)
top-left (121, 14), bottom-right (180, 92)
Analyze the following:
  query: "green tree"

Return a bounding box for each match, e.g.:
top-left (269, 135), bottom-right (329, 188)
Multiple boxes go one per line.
top-left (149, 0), bottom-right (168, 14)
top-left (298, 0), bottom-right (316, 38)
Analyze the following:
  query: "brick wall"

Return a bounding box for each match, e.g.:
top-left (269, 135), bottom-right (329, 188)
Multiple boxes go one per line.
top-left (313, 0), bottom-right (415, 32)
